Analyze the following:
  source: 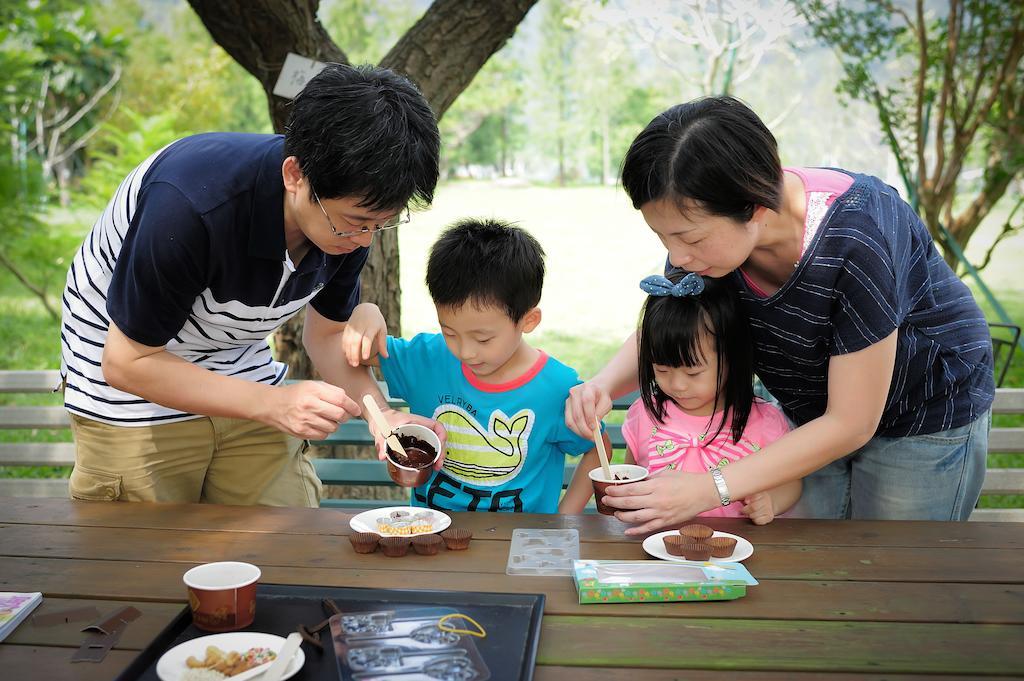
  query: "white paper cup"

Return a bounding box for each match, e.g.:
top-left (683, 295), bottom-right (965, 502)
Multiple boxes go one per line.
top-left (588, 464), bottom-right (649, 515)
top-left (182, 561), bottom-right (261, 632)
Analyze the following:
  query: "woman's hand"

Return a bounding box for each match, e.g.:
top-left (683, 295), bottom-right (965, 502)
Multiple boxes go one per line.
top-left (341, 303), bottom-right (389, 367)
top-left (601, 468), bottom-right (721, 536)
top-left (564, 381), bottom-right (613, 439)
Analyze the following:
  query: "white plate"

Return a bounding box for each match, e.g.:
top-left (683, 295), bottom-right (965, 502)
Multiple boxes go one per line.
top-left (642, 530), bottom-right (753, 563)
top-left (349, 506), bottom-right (452, 537)
top-left (156, 631), bottom-right (305, 681)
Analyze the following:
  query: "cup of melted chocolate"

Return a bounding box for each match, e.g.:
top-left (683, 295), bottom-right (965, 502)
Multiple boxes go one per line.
top-left (588, 463), bottom-right (649, 515)
top-left (385, 424), bottom-right (441, 487)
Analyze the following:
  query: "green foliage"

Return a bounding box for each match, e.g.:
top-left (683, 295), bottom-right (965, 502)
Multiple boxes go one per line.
top-left (442, 56), bottom-right (527, 174)
top-left (0, 1), bottom-right (125, 311)
top-left (92, 0), bottom-right (270, 136)
top-left (1, 1), bottom-right (126, 177)
top-left (321, 0), bottom-right (421, 64)
top-left (76, 107), bottom-right (181, 209)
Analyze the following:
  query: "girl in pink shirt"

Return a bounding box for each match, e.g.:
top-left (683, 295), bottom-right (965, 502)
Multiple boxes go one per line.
top-left (622, 272), bottom-right (801, 523)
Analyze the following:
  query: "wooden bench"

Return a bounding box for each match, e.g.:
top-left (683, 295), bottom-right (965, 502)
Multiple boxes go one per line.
top-left (2, 370), bottom-right (1022, 520)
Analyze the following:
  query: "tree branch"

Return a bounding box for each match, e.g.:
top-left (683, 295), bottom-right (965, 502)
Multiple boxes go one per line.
top-left (0, 250), bottom-right (59, 320)
top-left (930, 0), bottom-right (959, 191)
top-left (962, 15), bottom-right (1024, 145)
top-left (974, 196), bottom-right (1023, 272)
top-left (53, 63), bottom-right (122, 138)
top-left (380, 0), bottom-right (538, 118)
top-left (912, 0), bottom-right (927, 193)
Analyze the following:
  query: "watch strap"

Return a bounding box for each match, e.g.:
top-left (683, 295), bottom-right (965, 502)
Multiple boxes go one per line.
top-left (710, 468), bottom-right (731, 506)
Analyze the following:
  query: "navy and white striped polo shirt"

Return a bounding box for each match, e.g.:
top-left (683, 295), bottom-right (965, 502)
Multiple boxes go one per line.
top-left (671, 172), bottom-right (994, 437)
top-left (60, 133), bottom-right (369, 425)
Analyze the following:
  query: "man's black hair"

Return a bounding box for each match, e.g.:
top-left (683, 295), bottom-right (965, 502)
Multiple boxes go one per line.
top-left (284, 63), bottom-right (440, 212)
top-left (426, 219), bottom-right (545, 323)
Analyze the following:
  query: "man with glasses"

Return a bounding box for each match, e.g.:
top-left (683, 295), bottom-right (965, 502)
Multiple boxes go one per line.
top-left (59, 64), bottom-right (442, 507)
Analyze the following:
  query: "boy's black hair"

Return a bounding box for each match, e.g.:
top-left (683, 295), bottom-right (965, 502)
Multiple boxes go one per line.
top-left (621, 96), bottom-right (782, 223)
top-left (284, 63), bottom-right (440, 212)
top-left (637, 274), bottom-right (754, 442)
top-left (426, 219), bottom-right (545, 323)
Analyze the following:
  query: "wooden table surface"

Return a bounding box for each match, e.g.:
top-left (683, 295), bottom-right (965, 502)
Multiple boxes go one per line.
top-left (0, 497), bottom-right (1021, 680)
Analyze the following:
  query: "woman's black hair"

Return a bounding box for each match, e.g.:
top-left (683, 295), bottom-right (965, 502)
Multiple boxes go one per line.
top-left (621, 96), bottom-right (782, 222)
top-left (637, 274), bottom-right (754, 442)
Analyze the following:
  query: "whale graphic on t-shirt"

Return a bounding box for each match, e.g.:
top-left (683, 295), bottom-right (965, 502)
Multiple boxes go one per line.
top-left (433, 404), bottom-right (534, 486)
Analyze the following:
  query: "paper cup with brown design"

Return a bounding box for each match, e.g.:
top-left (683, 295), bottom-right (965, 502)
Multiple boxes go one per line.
top-left (182, 561), bottom-right (260, 632)
top-left (588, 464), bottom-right (649, 515)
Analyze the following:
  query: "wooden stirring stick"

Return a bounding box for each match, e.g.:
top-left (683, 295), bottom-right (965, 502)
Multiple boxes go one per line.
top-left (593, 425), bottom-right (612, 480)
top-left (361, 394), bottom-right (408, 459)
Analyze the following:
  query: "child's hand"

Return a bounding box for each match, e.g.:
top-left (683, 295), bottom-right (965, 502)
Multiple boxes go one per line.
top-left (341, 303), bottom-right (389, 367)
top-left (741, 492), bottom-right (775, 525)
top-left (565, 380), bottom-right (613, 439)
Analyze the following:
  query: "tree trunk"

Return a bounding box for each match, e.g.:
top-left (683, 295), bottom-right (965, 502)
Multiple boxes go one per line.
top-left (187, 0), bottom-right (537, 376)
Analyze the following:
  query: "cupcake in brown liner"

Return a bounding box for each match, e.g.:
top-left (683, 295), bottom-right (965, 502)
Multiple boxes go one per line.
top-left (681, 542), bottom-right (712, 561)
top-left (679, 524), bottom-right (714, 542)
top-left (707, 536), bottom-right (737, 558)
top-left (662, 534), bottom-right (684, 556)
top-left (440, 527), bottom-right (473, 550)
top-left (349, 532), bottom-right (381, 554)
top-left (412, 534), bottom-right (444, 556)
top-left (379, 536), bottom-right (411, 557)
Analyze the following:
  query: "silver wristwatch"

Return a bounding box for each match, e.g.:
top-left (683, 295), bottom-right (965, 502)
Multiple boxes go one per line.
top-left (710, 468), bottom-right (731, 506)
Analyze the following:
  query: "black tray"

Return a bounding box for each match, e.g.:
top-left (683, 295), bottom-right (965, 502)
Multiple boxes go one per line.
top-left (115, 583), bottom-right (545, 681)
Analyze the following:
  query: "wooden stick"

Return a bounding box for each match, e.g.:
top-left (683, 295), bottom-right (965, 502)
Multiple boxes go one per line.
top-left (593, 426), bottom-right (612, 480)
top-left (361, 395), bottom-right (407, 458)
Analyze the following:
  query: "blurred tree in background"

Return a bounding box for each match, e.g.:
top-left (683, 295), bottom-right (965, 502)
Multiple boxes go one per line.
top-left (0, 1), bottom-right (124, 317)
top-left (2, 0), bottom-right (1019, 366)
top-left (796, 0), bottom-right (1024, 272)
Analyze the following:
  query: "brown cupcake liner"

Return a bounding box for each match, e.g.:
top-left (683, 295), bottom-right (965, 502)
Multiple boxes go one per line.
top-left (662, 535), bottom-right (685, 556)
top-left (707, 536), bottom-right (737, 558)
top-left (680, 541), bottom-right (712, 561)
top-left (440, 527), bottom-right (473, 550)
top-left (349, 532), bottom-right (381, 554)
top-left (412, 534), bottom-right (444, 556)
top-left (379, 536), bottom-right (412, 557)
top-left (679, 524), bottom-right (714, 542)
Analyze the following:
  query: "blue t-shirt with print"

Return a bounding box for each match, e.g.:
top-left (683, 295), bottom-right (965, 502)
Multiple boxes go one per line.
top-left (379, 333), bottom-right (594, 513)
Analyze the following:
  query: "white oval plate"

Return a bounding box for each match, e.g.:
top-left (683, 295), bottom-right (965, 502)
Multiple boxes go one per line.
top-left (642, 530), bottom-right (753, 563)
top-left (156, 631), bottom-right (305, 681)
top-left (349, 506), bottom-right (452, 537)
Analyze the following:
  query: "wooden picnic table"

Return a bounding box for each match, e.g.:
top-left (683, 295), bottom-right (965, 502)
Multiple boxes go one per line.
top-left (0, 496), bottom-right (1021, 680)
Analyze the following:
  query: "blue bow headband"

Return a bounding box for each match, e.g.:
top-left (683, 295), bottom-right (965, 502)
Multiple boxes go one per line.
top-left (639, 273), bottom-right (705, 297)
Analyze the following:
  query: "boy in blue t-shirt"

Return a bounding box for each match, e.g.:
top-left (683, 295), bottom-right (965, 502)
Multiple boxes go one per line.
top-left (342, 219), bottom-right (606, 513)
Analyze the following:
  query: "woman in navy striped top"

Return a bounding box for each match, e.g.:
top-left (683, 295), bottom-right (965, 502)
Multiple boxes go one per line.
top-left (565, 96), bottom-right (994, 530)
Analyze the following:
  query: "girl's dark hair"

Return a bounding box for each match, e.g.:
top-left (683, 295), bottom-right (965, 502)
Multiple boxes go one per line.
top-left (637, 274), bottom-right (754, 442)
top-left (284, 63), bottom-right (440, 212)
top-left (621, 96), bottom-right (782, 222)
top-left (426, 218), bottom-right (545, 323)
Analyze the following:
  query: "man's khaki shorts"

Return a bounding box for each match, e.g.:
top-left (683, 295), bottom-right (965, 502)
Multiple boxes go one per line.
top-left (68, 414), bottom-right (322, 507)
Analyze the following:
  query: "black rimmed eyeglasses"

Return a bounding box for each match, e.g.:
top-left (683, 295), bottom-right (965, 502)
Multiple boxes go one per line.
top-left (312, 188), bottom-right (410, 238)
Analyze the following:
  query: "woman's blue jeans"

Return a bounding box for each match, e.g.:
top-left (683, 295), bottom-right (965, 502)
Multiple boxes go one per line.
top-left (789, 410), bottom-right (991, 521)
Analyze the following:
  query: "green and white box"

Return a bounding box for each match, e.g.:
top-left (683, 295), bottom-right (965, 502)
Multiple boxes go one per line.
top-left (573, 559), bottom-right (757, 604)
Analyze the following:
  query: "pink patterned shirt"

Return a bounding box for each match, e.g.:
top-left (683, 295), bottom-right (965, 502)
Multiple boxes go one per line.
top-left (621, 398), bottom-right (790, 518)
